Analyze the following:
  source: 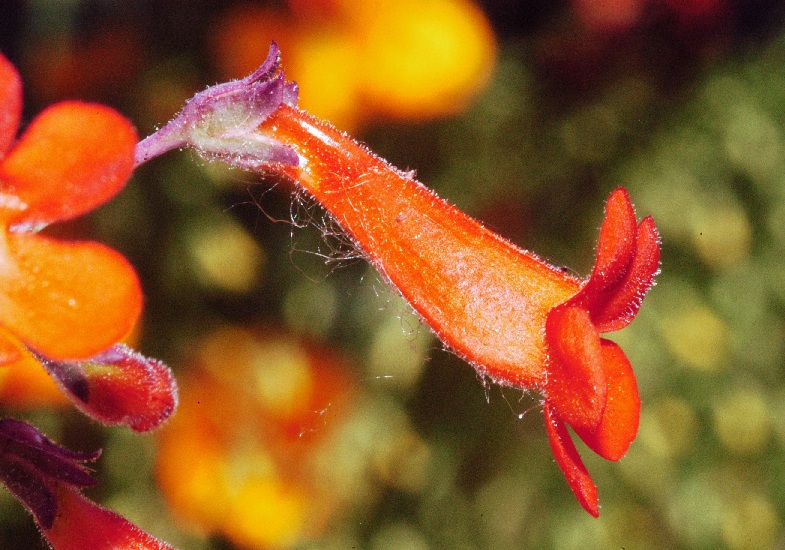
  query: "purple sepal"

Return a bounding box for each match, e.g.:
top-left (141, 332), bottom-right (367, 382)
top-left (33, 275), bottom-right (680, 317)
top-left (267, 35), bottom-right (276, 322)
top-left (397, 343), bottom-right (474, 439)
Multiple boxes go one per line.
top-left (0, 419), bottom-right (99, 529)
top-left (134, 41), bottom-right (300, 168)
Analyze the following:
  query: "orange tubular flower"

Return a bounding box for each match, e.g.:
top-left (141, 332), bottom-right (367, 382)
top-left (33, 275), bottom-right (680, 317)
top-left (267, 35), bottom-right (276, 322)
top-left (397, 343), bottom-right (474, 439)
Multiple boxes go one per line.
top-left (137, 44), bottom-right (660, 516)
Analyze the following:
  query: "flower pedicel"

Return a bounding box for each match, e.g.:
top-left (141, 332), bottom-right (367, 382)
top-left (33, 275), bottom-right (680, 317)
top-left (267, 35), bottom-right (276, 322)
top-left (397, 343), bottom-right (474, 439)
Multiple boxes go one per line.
top-left (136, 43), bottom-right (661, 517)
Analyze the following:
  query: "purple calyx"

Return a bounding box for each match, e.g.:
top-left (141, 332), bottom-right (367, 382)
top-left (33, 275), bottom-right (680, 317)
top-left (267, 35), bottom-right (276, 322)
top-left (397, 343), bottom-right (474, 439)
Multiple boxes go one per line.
top-left (134, 41), bottom-right (300, 169)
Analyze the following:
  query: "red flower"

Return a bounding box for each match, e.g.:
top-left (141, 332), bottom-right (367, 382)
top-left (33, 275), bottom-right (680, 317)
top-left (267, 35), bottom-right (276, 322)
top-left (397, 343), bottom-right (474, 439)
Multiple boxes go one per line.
top-left (45, 486), bottom-right (174, 550)
top-left (260, 108), bottom-right (660, 517)
top-left (138, 44), bottom-right (660, 516)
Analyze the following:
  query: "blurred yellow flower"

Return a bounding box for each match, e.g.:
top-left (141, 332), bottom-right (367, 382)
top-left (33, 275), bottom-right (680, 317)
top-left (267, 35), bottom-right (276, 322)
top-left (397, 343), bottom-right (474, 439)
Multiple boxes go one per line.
top-left (210, 0), bottom-right (496, 130)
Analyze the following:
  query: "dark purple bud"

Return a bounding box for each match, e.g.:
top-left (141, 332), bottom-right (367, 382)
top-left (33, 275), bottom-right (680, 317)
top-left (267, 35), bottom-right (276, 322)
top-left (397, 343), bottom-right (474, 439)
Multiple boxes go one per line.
top-left (0, 456), bottom-right (58, 529)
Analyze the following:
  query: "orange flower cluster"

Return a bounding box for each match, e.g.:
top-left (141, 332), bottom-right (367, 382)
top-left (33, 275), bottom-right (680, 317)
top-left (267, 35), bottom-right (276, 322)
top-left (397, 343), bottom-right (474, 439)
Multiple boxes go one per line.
top-left (211, 0), bottom-right (496, 130)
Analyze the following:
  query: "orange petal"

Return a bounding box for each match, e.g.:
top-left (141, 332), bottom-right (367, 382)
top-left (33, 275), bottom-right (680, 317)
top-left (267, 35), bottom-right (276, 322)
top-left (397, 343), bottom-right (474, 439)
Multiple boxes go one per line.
top-left (543, 401), bottom-right (599, 517)
top-left (1, 233), bottom-right (142, 360)
top-left (0, 328), bottom-right (68, 406)
top-left (0, 52), bottom-right (22, 156)
top-left (44, 486), bottom-right (175, 550)
top-left (0, 101), bottom-right (136, 226)
top-left (568, 188), bottom-right (660, 331)
top-left (544, 304), bottom-right (607, 430)
top-left (592, 216), bottom-right (661, 332)
top-left (573, 340), bottom-right (640, 461)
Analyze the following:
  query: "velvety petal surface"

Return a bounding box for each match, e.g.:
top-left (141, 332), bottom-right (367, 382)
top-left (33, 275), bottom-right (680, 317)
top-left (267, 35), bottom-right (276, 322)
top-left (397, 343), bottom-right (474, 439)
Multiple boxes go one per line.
top-left (0, 101), bottom-right (136, 226)
top-left (544, 402), bottom-right (599, 517)
top-left (44, 486), bottom-right (175, 550)
top-left (40, 344), bottom-right (178, 432)
top-left (0, 53), bottom-right (22, 156)
top-left (0, 233), bottom-right (142, 360)
top-left (573, 340), bottom-right (641, 461)
top-left (544, 304), bottom-right (607, 430)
